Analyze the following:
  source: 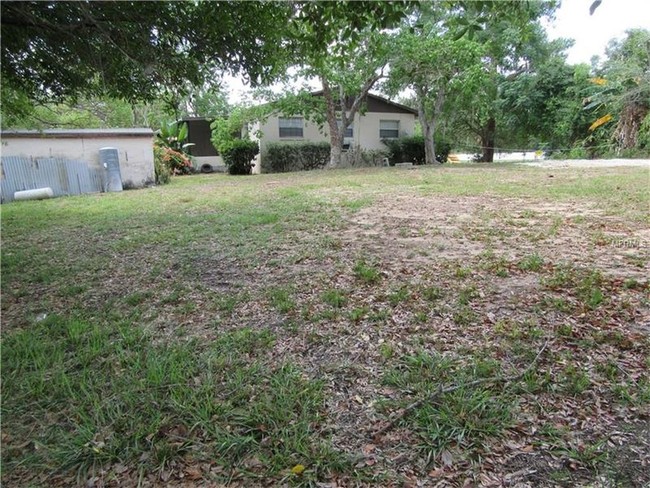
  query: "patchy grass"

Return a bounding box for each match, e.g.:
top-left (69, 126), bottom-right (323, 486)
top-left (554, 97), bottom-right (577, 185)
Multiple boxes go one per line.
top-left (2, 165), bottom-right (649, 487)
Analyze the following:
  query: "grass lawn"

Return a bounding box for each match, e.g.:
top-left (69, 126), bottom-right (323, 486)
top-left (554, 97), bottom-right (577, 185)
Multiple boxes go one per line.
top-left (2, 164), bottom-right (649, 487)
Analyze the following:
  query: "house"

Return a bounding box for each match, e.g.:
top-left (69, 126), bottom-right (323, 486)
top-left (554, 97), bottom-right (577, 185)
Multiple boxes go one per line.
top-left (181, 117), bottom-right (225, 173)
top-left (181, 92), bottom-right (418, 174)
top-left (250, 92), bottom-right (418, 174)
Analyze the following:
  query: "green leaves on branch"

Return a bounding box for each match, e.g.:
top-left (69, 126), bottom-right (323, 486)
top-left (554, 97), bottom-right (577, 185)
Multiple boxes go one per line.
top-left (156, 121), bottom-right (194, 153)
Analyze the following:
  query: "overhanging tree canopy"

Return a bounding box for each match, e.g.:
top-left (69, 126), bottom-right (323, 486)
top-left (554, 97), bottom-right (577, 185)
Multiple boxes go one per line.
top-left (1, 1), bottom-right (291, 111)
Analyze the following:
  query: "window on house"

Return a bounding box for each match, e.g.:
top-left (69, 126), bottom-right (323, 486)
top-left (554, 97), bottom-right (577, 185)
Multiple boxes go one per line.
top-left (279, 117), bottom-right (304, 137)
top-left (336, 120), bottom-right (354, 138)
top-left (379, 120), bottom-right (399, 139)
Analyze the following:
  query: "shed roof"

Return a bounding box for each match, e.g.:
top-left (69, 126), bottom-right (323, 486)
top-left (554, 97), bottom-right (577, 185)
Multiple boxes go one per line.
top-left (1, 128), bottom-right (154, 138)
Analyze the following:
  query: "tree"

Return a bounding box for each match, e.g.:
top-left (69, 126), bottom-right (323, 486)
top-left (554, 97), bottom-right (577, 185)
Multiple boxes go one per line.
top-left (388, 19), bottom-right (484, 164)
top-left (1, 1), bottom-right (291, 118)
top-left (591, 29), bottom-right (650, 151)
top-left (445, 1), bottom-right (559, 161)
top-left (279, 1), bottom-right (412, 167)
top-left (497, 39), bottom-right (601, 152)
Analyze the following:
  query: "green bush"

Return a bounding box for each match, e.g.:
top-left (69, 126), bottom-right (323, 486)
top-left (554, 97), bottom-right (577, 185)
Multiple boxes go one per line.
top-left (342, 147), bottom-right (388, 167)
top-left (221, 139), bottom-right (259, 175)
top-left (263, 142), bottom-right (330, 173)
top-left (153, 147), bottom-right (171, 185)
top-left (381, 139), bottom-right (403, 165)
top-left (382, 135), bottom-right (452, 165)
top-left (637, 112), bottom-right (650, 149)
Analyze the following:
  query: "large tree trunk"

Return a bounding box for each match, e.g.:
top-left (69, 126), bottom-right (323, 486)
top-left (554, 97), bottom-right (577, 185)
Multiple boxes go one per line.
top-left (322, 77), bottom-right (345, 167)
top-left (481, 116), bottom-right (496, 163)
top-left (419, 111), bottom-right (436, 165)
top-left (416, 86), bottom-right (444, 165)
top-left (320, 70), bottom-right (384, 168)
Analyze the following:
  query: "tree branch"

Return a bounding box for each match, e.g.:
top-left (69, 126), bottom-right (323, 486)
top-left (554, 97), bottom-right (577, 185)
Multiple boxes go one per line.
top-left (373, 340), bottom-right (550, 439)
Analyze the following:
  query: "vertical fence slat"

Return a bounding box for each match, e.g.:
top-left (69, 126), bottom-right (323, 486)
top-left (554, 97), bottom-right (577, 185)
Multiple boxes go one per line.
top-left (0, 157), bottom-right (105, 203)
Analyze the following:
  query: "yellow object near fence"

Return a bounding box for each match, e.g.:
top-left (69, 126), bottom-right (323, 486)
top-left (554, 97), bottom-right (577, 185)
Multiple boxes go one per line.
top-left (447, 154), bottom-right (461, 163)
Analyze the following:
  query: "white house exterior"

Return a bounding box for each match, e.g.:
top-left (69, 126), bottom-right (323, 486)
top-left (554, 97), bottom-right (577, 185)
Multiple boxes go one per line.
top-left (250, 92), bottom-right (418, 174)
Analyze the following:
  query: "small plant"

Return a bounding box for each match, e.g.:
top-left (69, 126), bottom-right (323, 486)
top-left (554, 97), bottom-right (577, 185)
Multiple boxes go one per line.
top-left (421, 286), bottom-right (444, 302)
top-left (576, 270), bottom-right (605, 309)
top-left (541, 296), bottom-right (573, 313)
top-left (368, 309), bottom-right (389, 323)
top-left (562, 364), bottom-right (591, 395)
top-left (322, 289), bottom-right (347, 308)
top-left (124, 291), bottom-right (152, 306)
top-left (348, 307), bottom-right (369, 322)
top-left (267, 286), bottom-right (295, 313)
top-left (457, 285), bottom-right (478, 306)
top-left (153, 146), bottom-right (172, 184)
top-left (622, 278), bottom-right (641, 289)
top-left (556, 323), bottom-right (574, 337)
top-left (155, 120), bottom-right (195, 153)
top-left (353, 259), bottom-right (381, 284)
top-left (596, 359), bottom-right (619, 381)
top-left (379, 343), bottom-right (394, 360)
top-left (453, 306), bottom-right (477, 326)
top-left (388, 286), bottom-right (410, 306)
top-left (544, 265), bottom-right (573, 289)
top-left (519, 253), bottom-right (544, 272)
top-left (454, 266), bottom-right (471, 279)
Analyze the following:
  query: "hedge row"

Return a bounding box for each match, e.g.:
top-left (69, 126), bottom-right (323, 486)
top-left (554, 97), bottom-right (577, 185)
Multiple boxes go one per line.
top-left (382, 135), bottom-right (452, 165)
top-left (263, 142), bottom-right (330, 173)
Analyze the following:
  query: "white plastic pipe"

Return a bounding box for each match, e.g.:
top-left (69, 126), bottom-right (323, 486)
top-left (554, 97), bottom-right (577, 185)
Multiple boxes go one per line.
top-left (14, 187), bottom-right (54, 201)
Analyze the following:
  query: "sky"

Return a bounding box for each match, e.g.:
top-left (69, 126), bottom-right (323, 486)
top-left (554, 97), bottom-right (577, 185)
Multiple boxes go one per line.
top-left (225, 0), bottom-right (650, 103)
top-left (545, 0), bottom-right (650, 64)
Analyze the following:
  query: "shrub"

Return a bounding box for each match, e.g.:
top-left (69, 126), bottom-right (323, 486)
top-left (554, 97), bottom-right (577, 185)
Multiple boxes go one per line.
top-left (263, 142), bottom-right (330, 173)
top-left (153, 146), bottom-right (193, 180)
top-left (400, 135), bottom-right (426, 164)
top-left (341, 146), bottom-right (388, 167)
top-left (221, 139), bottom-right (259, 175)
top-left (153, 147), bottom-right (172, 185)
top-left (381, 139), bottom-right (403, 165)
top-left (382, 135), bottom-right (451, 165)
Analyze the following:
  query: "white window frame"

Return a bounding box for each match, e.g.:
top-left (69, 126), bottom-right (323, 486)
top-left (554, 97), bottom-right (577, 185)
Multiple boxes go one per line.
top-left (279, 117), bottom-right (304, 138)
top-left (379, 120), bottom-right (400, 139)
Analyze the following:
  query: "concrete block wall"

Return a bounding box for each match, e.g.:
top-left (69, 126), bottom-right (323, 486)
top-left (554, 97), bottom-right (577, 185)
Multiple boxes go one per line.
top-left (0, 128), bottom-right (155, 188)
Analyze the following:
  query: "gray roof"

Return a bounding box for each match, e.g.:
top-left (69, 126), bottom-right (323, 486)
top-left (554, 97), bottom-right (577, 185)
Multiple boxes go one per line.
top-left (1, 128), bottom-right (154, 138)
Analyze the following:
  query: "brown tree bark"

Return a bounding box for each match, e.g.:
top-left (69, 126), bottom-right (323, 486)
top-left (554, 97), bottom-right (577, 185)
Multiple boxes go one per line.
top-left (481, 116), bottom-right (496, 163)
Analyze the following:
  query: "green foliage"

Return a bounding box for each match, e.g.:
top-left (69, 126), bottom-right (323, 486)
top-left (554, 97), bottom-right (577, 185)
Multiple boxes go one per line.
top-left (1, 2), bottom-right (291, 107)
top-left (500, 59), bottom-right (601, 152)
top-left (280, 2), bottom-right (411, 166)
top-left (152, 147), bottom-right (172, 185)
top-left (2, 316), bottom-right (338, 480)
top-left (155, 120), bottom-right (194, 153)
top-left (263, 142), bottom-right (331, 173)
top-left (519, 253), bottom-right (545, 272)
top-left (383, 352), bottom-right (514, 458)
top-left (638, 113), bottom-right (650, 149)
top-left (382, 135), bottom-right (451, 165)
top-left (322, 289), bottom-right (348, 308)
top-left (353, 259), bottom-right (381, 284)
top-left (341, 147), bottom-right (388, 168)
top-left (221, 139), bottom-right (259, 176)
